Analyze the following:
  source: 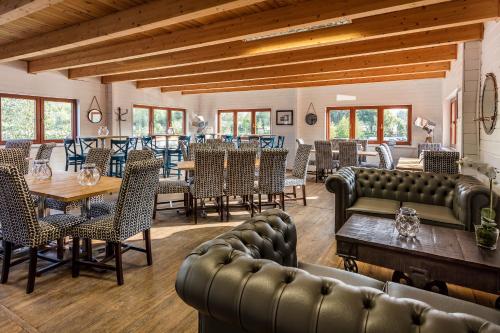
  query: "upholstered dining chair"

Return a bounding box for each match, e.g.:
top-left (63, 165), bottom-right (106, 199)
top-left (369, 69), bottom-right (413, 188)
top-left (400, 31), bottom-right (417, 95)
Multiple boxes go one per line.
top-left (423, 150), bottom-right (460, 174)
top-left (190, 149), bottom-right (225, 224)
top-left (206, 138), bottom-right (223, 146)
top-left (0, 148), bottom-right (29, 175)
top-left (35, 143), bottom-right (57, 161)
top-left (339, 141), bottom-right (359, 168)
top-left (70, 158), bottom-right (163, 285)
top-left (0, 164), bottom-right (85, 293)
top-left (46, 148), bottom-right (112, 214)
top-left (376, 145), bottom-right (392, 170)
top-left (314, 140), bottom-right (336, 182)
top-left (225, 149), bottom-right (257, 220)
top-left (296, 138), bottom-right (305, 145)
top-left (255, 148), bottom-right (288, 212)
top-left (381, 143), bottom-right (395, 169)
top-left (5, 139), bottom-right (32, 173)
top-left (239, 141), bottom-right (259, 150)
top-left (418, 143), bottom-right (442, 157)
top-left (284, 144), bottom-right (312, 206)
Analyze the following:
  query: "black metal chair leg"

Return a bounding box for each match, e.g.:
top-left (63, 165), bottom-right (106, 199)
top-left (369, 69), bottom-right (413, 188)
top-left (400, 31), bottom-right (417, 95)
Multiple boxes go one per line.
top-left (144, 229), bottom-right (153, 266)
top-left (302, 185), bottom-right (307, 206)
top-left (153, 194), bottom-right (158, 219)
top-left (114, 242), bottom-right (124, 285)
top-left (26, 247), bottom-right (38, 294)
top-left (1, 241), bottom-right (12, 284)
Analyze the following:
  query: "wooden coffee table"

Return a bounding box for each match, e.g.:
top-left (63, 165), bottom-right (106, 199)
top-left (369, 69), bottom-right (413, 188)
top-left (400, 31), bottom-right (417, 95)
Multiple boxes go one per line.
top-left (336, 214), bottom-right (500, 308)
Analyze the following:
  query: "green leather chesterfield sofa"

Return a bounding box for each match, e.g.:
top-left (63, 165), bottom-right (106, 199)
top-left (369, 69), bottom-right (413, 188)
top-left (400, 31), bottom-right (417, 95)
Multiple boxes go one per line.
top-left (326, 167), bottom-right (492, 232)
top-left (176, 210), bottom-right (500, 333)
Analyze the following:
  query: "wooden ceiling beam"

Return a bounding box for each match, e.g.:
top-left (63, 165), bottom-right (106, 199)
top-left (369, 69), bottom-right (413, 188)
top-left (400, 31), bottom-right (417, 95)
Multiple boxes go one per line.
top-left (99, 25), bottom-right (480, 83)
top-left (136, 44), bottom-right (457, 88)
top-left (27, 0), bottom-right (458, 72)
top-left (179, 72), bottom-right (447, 94)
top-left (160, 62), bottom-right (450, 92)
top-left (0, 0), bottom-right (262, 62)
top-left (0, 0), bottom-right (64, 25)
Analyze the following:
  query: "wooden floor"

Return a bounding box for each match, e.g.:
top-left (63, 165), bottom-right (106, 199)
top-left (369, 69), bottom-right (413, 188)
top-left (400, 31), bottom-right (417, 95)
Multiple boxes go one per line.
top-left (0, 175), bottom-right (497, 332)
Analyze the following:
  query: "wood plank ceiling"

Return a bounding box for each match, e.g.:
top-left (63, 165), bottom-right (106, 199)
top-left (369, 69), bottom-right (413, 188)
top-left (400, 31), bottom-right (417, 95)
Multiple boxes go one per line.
top-left (0, 0), bottom-right (496, 94)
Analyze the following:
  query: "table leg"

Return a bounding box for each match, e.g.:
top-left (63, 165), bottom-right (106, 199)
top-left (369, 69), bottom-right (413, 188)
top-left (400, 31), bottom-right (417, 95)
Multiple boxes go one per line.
top-left (37, 196), bottom-right (46, 218)
top-left (80, 198), bottom-right (91, 258)
top-left (495, 296), bottom-right (500, 310)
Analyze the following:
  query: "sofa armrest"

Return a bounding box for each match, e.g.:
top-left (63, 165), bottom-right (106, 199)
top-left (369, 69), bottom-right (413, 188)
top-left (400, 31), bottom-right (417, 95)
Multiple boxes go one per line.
top-left (325, 167), bottom-right (357, 233)
top-left (453, 177), bottom-right (491, 231)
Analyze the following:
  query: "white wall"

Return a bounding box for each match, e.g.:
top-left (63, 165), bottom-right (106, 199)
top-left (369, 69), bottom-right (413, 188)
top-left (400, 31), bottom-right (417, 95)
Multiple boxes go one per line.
top-left (296, 79), bottom-right (444, 160)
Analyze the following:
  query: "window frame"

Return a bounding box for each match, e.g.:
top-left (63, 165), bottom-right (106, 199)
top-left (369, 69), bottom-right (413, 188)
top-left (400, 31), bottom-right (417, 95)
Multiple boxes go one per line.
top-left (133, 104), bottom-right (186, 136)
top-left (326, 105), bottom-right (412, 145)
top-left (0, 93), bottom-right (76, 144)
top-left (217, 108), bottom-right (271, 136)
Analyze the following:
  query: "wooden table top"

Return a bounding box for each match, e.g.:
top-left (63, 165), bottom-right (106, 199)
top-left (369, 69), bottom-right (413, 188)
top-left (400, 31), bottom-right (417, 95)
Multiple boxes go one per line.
top-left (336, 214), bottom-right (500, 270)
top-left (26, 171), bottom-right (122, 202)
top-left (311, 149), bottom-right (378, 157)
top-left (178, 159), bottom-right (260, 171)
top-left (396, 157), bottom-right (423, 171)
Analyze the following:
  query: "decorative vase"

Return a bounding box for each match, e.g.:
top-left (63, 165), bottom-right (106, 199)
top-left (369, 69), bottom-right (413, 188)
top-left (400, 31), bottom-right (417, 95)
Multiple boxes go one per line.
top-left (31, 159), bottom-right (52, 180)
top-left (77, 163), bottom-right (101, 186)
top-left (395, 207), bottom-right (420, 237)
top-left (475, 208), bottom-right (499, 250)
top-left (97, 126), bottom-right (109, 136)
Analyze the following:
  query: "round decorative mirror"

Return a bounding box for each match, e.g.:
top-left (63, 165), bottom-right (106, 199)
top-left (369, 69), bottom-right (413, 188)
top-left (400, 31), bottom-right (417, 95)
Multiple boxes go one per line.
top-left (481, 73), bottom-right (498, 135)
top-left (88, 109), bottom-right (103, 123)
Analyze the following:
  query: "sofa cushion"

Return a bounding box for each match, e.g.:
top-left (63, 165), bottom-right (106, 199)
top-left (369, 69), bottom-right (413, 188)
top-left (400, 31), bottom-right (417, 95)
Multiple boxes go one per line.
top-left (402, 202), bottom-right (464, 228)
top-left (347, 197), bottom-right (400, 216)
top-left (298, 262), bottom-right (384, 290)
top-left (385, 282), bottom-right (500, 325)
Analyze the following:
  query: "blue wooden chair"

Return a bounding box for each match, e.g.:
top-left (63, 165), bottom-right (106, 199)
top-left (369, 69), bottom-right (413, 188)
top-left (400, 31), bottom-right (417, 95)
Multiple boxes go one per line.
top-left (79, 137), bottom-right (98, 159)
top-left (195, 134), bottom-right (205, 143)
top-left (110, 139), bottom-right (129, 177)
top-left (274, 136), bottom-right (285, 148)
top-left (166, 135), bottom-right (190, 179)
top-left (64, 138), bottom-right (84, 172)
top-left (142, 136), bottom-right (167, 177)
top-left (222, 134), bottom-right (233, 143)
top-left (260, 136), bottom-right (275, 149)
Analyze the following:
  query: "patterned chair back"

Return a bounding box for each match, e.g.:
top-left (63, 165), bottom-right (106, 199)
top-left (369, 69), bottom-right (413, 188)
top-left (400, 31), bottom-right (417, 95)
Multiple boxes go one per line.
top-left (188, 142), bottom-right (211, 160)
top-left (195, 134), bottom-right (205, 143)
top-left (86, 148), bottom-right (112, 176)
top-left (381, 143), bottom-right (394, 168)
top-left (375, 145), bottom-right (391, 170)
top-left (418, 143), bottom-right (442, 157)
top-left (275, 136), bottom-right (285, 148)
top-left (35, 143), bottom-right (56, 160)
top-left (193, 149), bottom-right (225, 198)
top-left (240, 141), bottom-right (259, 150)
top-left (113, 158), bottom-right (162, 241)
top-left (330, 138), bottom-right (347, 150)
top-left (220, 141), bottom-right (236, 151)
top-left (292, 144), bottom-right (312, 180)
top-left (260, 137), bottom-right (275, 149)
top-left (127, 149), bottom-right (155, 164)
top-left (0, 164), bottom-right (40, 247)
top-left (5, 139), bottom-right (32, 158)
top-left (79, 137), bottom-right (98, 156)
top-left (314, 140), bottom-right (335, 170)
top-left (257, 148), bottom-right (288, 194)
top-left (206, 138), bottom-right (223, 147)
top-left (423, 151), bottom-right (459, 174)
top-left (296, 138), bottom-right (305, 146)
top-left (339, 141), bottom-right (359, 168)
top-left (226, 149), bottom-right (256, 196)
top-left (0, 148), bottom-right (29, 175)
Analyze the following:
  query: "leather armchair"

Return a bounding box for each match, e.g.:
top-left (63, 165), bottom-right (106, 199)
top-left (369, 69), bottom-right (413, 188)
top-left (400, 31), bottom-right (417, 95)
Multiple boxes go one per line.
top-left (176, 209), bottom-right (500, 333)
top-left (326, 167), bottom-right (491, 232)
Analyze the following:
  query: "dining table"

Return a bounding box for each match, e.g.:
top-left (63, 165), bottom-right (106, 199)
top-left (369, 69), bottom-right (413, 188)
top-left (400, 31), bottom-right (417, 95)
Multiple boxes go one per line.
top-left (396, 157), bottom-right (424, 171)
top-left (26, 171), bottom-right (122, 218)
top-left (95, 135), bottom-right (129, 147)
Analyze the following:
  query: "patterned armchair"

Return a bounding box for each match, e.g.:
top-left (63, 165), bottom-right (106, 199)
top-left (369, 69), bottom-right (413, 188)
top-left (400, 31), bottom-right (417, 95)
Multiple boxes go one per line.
top-left (35, 143), bottom-right (57, 161)
top-left (314, 140), bottom-right (336, 182)
top-left (0, 148), bottom-right (29, 175)
top-left (70, 158), bottom-right (163, 285)
top-left (5, 139), bottom-right (32, 158)
top-left (225, 149), bottom-right (257, 220)
top-left (418, 143), bottom-right (442, 157)
top-left (376, 145), bottom-right (392, 169)
top-left (0, 164), bottom-right (85, 293)
top-left (339, 141), bottom-right (359, 168)
top-left (284, 144), bottom-right (312, 206)
top-left (423, 151), bottom-right (460, 174)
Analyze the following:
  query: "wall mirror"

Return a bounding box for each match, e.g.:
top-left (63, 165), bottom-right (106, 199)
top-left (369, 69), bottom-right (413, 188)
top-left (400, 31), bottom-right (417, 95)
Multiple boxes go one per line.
top-left (481, 73), bottom-right (498, 135)
top-left (88, 109), bottom-right (102, 123)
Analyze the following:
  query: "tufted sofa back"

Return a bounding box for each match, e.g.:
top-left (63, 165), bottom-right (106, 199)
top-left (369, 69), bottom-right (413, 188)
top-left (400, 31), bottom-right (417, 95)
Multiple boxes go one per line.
top-left (353, 167), bottom-right (459, 208)
top-left (176, 209), bottom-right (500, 333)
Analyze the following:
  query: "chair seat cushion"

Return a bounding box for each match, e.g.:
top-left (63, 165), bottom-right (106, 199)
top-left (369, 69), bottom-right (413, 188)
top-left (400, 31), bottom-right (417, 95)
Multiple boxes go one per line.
top-left (284, 177), bottom-right (304, 187)
top-left (402, 202), bottom-right (463, 228)
top-left (69, 215), bottom-right (119, 242)
top-left (89, 201), bottom-right (117, 218)
top-left (45, 197), bottom-right (81, 212)
top-left (158, 179), bottom-right (190, 194)
top-left (385, 282), bottom-right (500, 324)
top-left (299, 262), bottom-right (384, 290)
top-left (37, 214), bottom-right (87, 245)
top-left (347, 197), bottom-right (400, 215)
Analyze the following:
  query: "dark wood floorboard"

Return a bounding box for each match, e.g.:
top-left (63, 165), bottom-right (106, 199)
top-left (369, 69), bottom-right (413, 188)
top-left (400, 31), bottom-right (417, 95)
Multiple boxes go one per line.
top-left (0, 175), bottom-right (496, 332)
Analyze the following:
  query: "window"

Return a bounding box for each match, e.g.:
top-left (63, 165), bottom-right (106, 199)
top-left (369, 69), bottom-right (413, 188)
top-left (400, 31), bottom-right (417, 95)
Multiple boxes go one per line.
top-left (217, 109), bottom-right (271, 136)
top-left (450, 98), bottom-right (457, 147)
top-left (327, 105), bottom-right (412, 145)
top-left (132, 105), bottom-right (186, 136)
top-left (0, 93), bottom-right (76, 144)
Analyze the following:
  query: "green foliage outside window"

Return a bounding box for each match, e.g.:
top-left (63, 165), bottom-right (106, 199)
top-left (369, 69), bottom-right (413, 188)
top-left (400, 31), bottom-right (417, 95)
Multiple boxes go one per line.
top-left (355, 109), bottom-right (378, 140)
top-left (133, 107), bottom-right (150, 137)
top-left (44, 100), bottom-right (73, 140)
top-left (383, 108), bottom-right (408, 141)
top-left (255, 112), bottom-right (271, 134)
top-left (329, 110), bottom-right (350, 139)
top-left (153, 109), bottom-right (167, 134)
top-left (171, 110), bottom-right (184, 134)
top-left (220, 112), bottom-right (234, 135)
top-left (237, 112), bottom-right (251, 135)
top-left (1, 97), bottom-right (36, 140)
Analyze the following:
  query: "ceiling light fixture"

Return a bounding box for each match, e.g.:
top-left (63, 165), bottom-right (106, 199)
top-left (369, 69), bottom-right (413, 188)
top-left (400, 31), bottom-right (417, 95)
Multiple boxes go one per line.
top-left (243, 18), bottom-right (352, 42)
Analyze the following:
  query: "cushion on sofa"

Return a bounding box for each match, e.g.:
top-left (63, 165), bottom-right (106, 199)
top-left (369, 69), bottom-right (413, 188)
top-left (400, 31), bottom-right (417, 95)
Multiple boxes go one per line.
top-left (346, 197), bottom-right (400, 216)
top-left (402, 202), bottom-right (464, 229)
top-left (385, 282), bottom-right (500, 325)
top-left (298, 262), bottom-right (385, 290)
